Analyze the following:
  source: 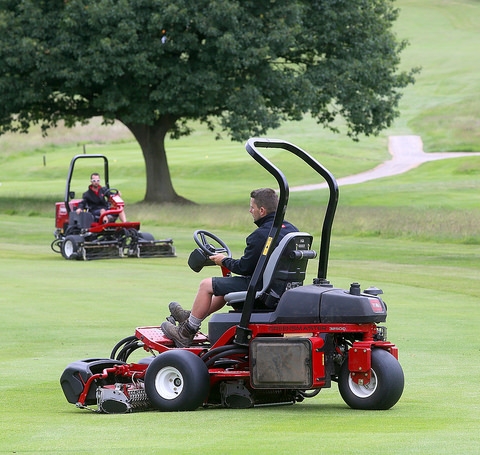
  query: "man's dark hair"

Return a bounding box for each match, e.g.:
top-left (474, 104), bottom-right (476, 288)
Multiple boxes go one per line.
top-left (90, 172), bottom-right (100, 179)
top-left (250, 188), bottom-right (278, 214)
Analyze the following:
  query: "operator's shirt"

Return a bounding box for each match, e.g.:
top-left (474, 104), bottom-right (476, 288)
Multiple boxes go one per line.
top-left (221, 212), bottom-right (298, 277)
top-left (78, 185), bottom-right (109, 212)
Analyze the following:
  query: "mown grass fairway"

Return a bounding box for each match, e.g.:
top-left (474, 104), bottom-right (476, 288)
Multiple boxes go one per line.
top-left (1, 217), bottom-right (479, 455)
top-left (1, 1), bottom-right (480, 454)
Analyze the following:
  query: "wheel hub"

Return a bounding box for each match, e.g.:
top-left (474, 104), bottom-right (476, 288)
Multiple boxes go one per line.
top-left (155, 366), bottom-right (184, 400)
top-left (348, 369), bottom-right (378, 398)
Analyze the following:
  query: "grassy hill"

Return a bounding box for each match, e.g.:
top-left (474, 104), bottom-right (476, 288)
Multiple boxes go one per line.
top-left (1, 1), bottom-right (479, 244)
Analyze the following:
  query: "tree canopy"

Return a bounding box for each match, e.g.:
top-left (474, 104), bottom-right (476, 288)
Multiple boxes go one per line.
top-left (0, 0), bottom-right (416, 203)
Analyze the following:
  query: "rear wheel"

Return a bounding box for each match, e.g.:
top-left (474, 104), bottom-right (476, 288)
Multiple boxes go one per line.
top-left (338, 348), bottom-right (404, 410)
top-left (61, 235), bottom-right (82, 260)
top-left (145, 350), bottom-right (210, 411)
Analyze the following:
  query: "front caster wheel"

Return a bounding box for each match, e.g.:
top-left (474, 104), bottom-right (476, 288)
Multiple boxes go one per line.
top-left (145, 350), bottom-right (210, 411)
top-left (338, 348), bottom-right (404, 410)
top-left (61, 235), bottom-right (83, 260)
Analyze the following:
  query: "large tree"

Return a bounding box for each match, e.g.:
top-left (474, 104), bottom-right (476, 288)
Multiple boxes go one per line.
top-left (0, 0), bottom-right (416, 203)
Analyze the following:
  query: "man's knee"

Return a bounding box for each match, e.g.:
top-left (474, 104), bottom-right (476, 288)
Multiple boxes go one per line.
top-left (198, 277), bottom-right (213, 294)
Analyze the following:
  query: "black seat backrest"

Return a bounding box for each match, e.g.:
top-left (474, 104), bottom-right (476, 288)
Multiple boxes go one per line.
top-left (225, 232), bottom-right (316, 310)
top-left (261, 232), bottom-right (315, 308)
top-left (68, 211), bottom-right (94, 230)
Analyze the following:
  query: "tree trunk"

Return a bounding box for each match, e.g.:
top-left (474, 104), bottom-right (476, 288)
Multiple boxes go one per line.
top-left (124, 116), bottom-right (192, 204)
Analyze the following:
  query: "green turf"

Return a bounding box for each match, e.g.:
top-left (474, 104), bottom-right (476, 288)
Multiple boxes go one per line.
top-left (1, 0), bottom-right (480, 453)
top-left (1, 217), bottom-right (479, 454)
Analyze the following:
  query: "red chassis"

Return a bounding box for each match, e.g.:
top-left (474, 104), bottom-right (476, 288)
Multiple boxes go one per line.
top-left (70, 320), bottom-right (400, 411)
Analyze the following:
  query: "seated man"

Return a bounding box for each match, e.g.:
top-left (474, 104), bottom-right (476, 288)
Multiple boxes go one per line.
top-left (75, 173), bottom-right (127, 223)
top-left (161, 188), bottom-right (298, 347)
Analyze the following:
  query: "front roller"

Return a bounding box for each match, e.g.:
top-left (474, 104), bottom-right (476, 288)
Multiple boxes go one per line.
top-left (144, 350), bottom-right (210, 411)
top-left (130, 232), bottom-right (176, 258)
top-left (338, 348), bottom-right (404, 410)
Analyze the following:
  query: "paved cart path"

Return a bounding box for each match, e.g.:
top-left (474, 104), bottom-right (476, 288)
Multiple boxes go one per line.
top-left (291, 136), bottom-right (480, 192)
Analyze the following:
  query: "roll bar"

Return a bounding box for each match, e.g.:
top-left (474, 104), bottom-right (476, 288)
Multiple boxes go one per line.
top-left (234, 138), bottom-right (339, 345)
top-left (64, 154), bottom-right (110, 213)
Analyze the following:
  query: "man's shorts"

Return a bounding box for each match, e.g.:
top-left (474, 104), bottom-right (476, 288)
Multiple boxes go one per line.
top-left (212, 275), bottom-right (251, 296)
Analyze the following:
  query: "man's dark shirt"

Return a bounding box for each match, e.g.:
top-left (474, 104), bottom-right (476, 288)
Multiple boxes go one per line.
top-left (78, 186), bottom-right (109, 212)
top-left (221, 212), bottom-right (298, 276)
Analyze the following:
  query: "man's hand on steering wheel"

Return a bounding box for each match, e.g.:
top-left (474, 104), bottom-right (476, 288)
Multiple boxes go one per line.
top-left (188, 230), bottom-right (232, 273)
top-left (209, 253), bottom-right (227, 266)
top-left (103, 188), bottom-right (119, 201)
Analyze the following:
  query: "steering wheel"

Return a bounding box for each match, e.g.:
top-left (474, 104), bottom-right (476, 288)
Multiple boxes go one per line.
top-left (103, 188), bottom-right (119, 199)
top-left (193, 230), bottom-right (232, 257)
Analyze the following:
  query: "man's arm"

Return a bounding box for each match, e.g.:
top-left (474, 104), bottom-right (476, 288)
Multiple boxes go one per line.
top-left (219, 232), bottom-right (264, 276)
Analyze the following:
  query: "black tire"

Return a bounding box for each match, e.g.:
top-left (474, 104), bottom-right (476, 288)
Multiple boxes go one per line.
top-left (338, 348), bottom-right (404, 410)
top-left (144, 350), bottom-right (210, 411)
top-left (61, 235), bottom-right (82, 260)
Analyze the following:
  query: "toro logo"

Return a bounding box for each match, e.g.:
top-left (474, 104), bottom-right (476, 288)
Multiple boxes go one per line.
top-left (369, 298), bottom-right (384, 313)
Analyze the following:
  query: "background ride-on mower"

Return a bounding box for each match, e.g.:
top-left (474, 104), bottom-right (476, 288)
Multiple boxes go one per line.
top-left (51, 154), bottom-right (175, 260)
top-left (60, 139), bottom-right (404, 413)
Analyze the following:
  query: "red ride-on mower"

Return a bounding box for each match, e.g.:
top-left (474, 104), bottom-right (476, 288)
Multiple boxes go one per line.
top-left (51, 154), bottom-right (175, 260)
top-left (60, 139), bottom-right (404, 412)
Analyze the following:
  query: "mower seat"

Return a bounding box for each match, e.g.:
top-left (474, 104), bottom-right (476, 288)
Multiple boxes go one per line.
top-left (68, 211), bottom-right (94, 230)
top-left (224, 232), bottom-right (316, 310)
